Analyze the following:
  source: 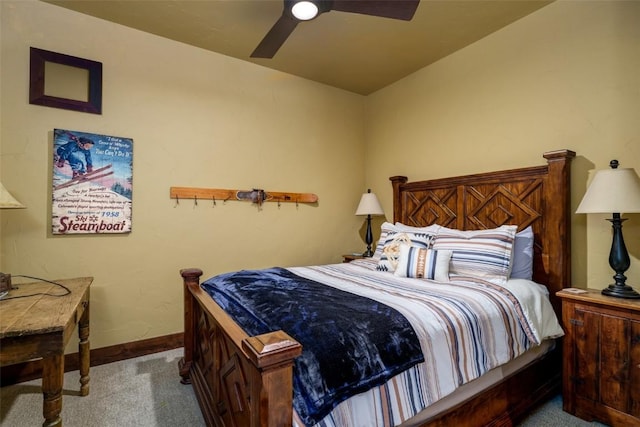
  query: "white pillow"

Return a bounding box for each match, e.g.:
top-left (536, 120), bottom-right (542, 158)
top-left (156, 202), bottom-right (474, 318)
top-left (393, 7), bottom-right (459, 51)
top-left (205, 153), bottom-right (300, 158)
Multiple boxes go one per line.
top-left (511, 226), bottom-right (534, 280)
top-left (394, 244), bottom-right (452, 282)
top-left (394, 222), bottom-right (442, 234)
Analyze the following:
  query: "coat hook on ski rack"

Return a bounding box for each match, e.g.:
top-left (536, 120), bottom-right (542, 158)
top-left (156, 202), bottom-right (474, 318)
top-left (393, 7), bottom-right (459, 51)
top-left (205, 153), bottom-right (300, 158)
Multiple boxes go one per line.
top-left (169, 187), bottom-right (318, 208)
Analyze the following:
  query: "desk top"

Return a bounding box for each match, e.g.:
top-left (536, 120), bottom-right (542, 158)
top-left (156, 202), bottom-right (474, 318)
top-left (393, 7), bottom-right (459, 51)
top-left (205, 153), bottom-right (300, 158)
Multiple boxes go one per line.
top-left (0, 277), bottom-right (93, 339)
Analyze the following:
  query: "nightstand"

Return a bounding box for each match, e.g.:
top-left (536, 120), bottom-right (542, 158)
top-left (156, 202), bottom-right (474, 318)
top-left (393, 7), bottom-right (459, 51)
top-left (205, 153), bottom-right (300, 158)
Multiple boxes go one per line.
top-left (557, 288), bottom-right (640, 426)
top-left (342, 254), bottom-right (365, 263)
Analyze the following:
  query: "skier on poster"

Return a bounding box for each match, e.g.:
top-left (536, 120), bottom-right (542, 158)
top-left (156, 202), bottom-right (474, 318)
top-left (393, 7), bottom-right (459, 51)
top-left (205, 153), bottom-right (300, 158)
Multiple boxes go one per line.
top-left (55, 134), bottom-right (95, 178)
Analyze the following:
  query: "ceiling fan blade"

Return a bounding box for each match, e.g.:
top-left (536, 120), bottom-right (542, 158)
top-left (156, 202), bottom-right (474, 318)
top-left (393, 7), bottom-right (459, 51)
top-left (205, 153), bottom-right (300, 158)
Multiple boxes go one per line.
top-left (331, 0), bottom-right (420, 21)
top-left (251, 14), bottom-right (299, 58)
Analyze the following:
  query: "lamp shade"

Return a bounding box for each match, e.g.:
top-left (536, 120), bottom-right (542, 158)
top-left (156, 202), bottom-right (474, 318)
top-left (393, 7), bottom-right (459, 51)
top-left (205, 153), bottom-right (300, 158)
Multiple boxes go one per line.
top-left (355, 190), bottom-right (384, 216)
top-left (576, 167), bottom-right (640, 214)
top-left (0, 182), bottom-right (25, 209)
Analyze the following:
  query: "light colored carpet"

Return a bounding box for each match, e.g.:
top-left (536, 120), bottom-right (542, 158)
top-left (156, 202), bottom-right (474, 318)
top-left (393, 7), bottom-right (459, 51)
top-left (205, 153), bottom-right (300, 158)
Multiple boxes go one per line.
top-left (1, 348), bottom-right (608, 426)
top-left (518, 394), bottom-right (608, 427)
top-left (1, 348), bottom-right (204, 427)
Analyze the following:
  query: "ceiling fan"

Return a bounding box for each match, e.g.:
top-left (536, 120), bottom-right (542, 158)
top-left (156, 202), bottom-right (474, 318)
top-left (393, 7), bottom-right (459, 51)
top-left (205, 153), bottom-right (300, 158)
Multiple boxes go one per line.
top-left (250, 0), bottom-right (420, 58)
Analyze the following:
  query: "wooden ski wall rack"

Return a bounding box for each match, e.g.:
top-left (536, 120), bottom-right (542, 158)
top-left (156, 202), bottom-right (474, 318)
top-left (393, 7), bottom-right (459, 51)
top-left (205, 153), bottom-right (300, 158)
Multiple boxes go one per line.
top-left (170, 187), bottom-right (318, 207)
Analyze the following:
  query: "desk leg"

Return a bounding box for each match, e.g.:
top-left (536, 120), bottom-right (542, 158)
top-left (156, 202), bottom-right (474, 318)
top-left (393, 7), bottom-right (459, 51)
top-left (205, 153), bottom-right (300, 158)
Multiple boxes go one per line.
top-left (79, 301), bottom-right (90, 396)
top-left (42, 354), bottom-right (63, 427)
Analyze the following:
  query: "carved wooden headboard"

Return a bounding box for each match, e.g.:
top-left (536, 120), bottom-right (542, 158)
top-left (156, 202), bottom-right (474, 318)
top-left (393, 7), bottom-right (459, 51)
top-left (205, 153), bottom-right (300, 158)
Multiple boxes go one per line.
top-left (390, 149), bottom-right (575, 314)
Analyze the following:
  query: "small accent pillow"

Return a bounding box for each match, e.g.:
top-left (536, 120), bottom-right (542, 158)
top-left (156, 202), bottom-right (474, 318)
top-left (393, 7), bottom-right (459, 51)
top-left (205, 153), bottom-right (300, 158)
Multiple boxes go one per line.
top-left (510, 226), bottom-right (534, 280)
top-left (371, 222), bottom-right (398, 260)
top-left (394, 245), bottom-right (452, 282)
top-left (432, 225), bottom-right (518, 284)
top-left (376, 231), bottom-right (436, 272)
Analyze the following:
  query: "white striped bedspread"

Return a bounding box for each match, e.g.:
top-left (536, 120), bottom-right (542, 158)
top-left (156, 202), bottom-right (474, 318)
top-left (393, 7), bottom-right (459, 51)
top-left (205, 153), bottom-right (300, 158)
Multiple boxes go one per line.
top-left (289, 258), bottom-right (564, 427)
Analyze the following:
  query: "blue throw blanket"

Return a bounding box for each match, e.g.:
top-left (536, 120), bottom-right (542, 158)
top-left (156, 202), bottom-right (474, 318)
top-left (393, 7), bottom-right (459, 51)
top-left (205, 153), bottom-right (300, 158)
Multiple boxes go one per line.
top-left (201, 267), bottom-right (424, 426)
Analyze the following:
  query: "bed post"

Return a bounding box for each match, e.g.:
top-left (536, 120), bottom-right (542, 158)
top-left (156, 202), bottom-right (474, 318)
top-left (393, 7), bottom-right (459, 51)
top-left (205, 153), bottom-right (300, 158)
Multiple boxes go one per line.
top-left (542, 149), bottom-right (575, 313)
top-left (179, 268), bottom-right (203, 384)
top-left (243, 332), bottom-right (303, 426)
top-left (390, 175), bottom-right (408, 224)
top-left (178, 267), bottom-right (303, 426)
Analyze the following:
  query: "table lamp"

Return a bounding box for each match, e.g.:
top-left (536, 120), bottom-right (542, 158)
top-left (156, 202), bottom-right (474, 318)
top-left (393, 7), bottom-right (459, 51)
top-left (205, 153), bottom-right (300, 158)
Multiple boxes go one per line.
top-left (355, 189), bottom-right (384, 257)
top-left (576, 160), bottom-right (640, 299)
top-left (0, 181), bottom-right (26, 298)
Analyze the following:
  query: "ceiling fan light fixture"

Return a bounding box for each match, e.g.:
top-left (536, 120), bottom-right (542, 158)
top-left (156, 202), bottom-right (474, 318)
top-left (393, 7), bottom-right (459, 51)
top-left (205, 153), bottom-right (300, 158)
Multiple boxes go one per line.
top-left (291, 1), bottom-right (319, 21)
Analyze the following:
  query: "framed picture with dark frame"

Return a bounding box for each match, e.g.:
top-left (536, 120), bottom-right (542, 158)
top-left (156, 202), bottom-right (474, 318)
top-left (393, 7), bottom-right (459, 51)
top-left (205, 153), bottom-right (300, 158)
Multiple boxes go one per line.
top-left (29, 47), bottom-right (102, 114)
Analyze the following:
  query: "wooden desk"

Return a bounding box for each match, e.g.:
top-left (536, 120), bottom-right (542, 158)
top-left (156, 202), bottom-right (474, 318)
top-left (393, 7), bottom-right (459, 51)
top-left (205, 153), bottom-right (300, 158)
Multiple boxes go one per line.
top-left (0, 277), bottom-right (92, 427)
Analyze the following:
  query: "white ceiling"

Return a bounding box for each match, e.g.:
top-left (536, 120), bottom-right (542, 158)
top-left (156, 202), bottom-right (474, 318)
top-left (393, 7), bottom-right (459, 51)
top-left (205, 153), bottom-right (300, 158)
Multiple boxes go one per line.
top-left (44, 0), bottom-right (553, 95)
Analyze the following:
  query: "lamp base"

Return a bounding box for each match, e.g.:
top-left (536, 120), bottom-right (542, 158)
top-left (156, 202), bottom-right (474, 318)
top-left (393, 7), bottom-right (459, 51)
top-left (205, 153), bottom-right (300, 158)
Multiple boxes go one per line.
top-left (362, 249), bottom-right (374, 257)
top-left (601, 283), bottom-right (640, 299)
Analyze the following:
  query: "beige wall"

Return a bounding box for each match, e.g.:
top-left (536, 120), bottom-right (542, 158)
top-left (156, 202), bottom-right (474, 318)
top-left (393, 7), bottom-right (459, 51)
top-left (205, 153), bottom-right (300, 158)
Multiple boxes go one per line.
top-left (366, 0), bottom-right (640, 290)
top-left (0, 1), bottom-right (366, 350)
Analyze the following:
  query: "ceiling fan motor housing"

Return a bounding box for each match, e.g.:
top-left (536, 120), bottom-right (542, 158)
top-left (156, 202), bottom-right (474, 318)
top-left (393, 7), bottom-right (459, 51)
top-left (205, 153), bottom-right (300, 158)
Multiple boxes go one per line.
top-left (286, 0), bottom-right (334, 20)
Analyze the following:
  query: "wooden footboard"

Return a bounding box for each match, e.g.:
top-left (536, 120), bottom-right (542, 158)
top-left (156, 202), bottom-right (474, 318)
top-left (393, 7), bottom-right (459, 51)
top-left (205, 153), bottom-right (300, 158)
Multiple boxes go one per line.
top-left (179, 268), bottom-right (302, 427)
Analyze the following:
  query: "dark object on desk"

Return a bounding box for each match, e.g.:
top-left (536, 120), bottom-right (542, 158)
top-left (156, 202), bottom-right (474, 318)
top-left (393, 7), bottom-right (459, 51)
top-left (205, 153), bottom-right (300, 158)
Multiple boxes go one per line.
top-left (0, 273), bottom-right (11, 298)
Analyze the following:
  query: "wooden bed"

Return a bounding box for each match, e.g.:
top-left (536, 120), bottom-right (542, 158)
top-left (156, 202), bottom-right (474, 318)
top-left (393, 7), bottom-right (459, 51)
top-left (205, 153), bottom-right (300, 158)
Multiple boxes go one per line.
top-left (179, 149), bottom-right (575, 427)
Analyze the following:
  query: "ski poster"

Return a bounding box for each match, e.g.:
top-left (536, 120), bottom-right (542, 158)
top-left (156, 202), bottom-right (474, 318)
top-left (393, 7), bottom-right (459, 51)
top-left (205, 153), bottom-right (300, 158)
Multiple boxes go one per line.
top-left (52, 129), bottom-right (133, 235)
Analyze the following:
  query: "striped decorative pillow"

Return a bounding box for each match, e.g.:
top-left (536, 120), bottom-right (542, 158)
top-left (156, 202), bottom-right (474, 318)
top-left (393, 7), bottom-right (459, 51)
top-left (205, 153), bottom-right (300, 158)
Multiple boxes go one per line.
top-left (376, 231), bottom-right (436, 272)
top-left (394, 245), bottom-right (452, 281)
top-left (371, 222), bottom-right (396, 260)
top-left (372, 223), bottom-right (441, 261)
top-left (432, 225), bottom-right (518, 284)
